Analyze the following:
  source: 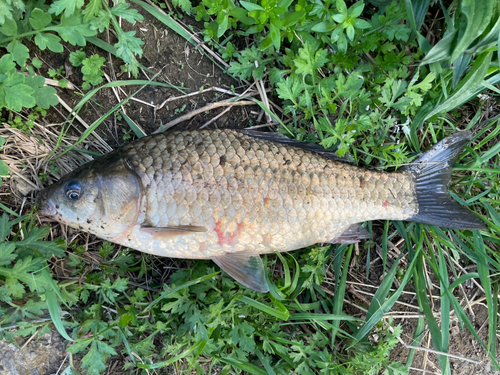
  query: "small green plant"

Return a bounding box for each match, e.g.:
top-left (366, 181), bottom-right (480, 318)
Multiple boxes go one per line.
top-left (0, 213), bottom-right (66, 338)
top-left (8, 108), bottom-right (47, 134)
top-left (0, 0), bottom-right (145, 112)
top-left (70, 51), bottom-right (106, 90)
top-left (0, 53), bottom-right (59, 112)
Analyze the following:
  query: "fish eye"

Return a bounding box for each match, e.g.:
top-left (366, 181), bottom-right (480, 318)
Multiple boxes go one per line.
top-left (65, 180), bottom-right (82, 201)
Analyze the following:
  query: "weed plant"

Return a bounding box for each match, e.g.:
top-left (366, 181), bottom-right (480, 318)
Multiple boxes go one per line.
top-left (1, 0), bottom-right (500, 375)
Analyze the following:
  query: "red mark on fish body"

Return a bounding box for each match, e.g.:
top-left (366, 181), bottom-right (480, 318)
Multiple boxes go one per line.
top-left (262, 233), bottom-right (272, 244)
top-left (382, 200), bottom-right (389, 209)
top-left (263, 197), bottom-right (270, 207)
top-left (215, 222), bottom-right (245, 245)
top-left (199, 242), bottom-right (206, 252)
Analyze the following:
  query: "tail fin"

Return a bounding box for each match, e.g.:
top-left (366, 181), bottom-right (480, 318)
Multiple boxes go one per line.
top-left (404, 131), bottom-right (486, 230)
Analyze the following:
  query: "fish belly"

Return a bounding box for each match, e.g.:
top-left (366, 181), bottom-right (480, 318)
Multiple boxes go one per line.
top-left (122, 130), bottom-right (418, 259)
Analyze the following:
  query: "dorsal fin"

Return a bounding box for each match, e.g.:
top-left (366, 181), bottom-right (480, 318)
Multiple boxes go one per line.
top-left (240, 130), bottom-right (356, 164)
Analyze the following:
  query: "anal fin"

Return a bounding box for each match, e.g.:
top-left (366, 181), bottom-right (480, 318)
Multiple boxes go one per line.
top-left (212, 252), bottom-right (269, 293)
top-left (327, 223), bottom-right (371, 244)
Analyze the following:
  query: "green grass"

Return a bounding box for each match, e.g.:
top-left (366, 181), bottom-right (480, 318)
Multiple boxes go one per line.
top-left (1, 0), bottom-right (500, 374)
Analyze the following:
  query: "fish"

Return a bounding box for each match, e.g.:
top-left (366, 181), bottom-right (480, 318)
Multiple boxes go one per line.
top-left (38, 129), bottom-right (486, 292)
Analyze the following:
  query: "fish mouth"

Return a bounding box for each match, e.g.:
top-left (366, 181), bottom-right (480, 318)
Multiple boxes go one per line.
top-left (39, 199), bottom-right (57, 216)
top-left (37, 190), bottom-right (57, 217)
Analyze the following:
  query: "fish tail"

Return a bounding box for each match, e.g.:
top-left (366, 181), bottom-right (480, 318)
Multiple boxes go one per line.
top-left (404, 131), bottom-right (486, 230)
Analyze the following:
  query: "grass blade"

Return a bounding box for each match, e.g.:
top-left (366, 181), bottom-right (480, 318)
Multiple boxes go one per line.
top-left (365, 251), bottom-right (404, 322)
top-left (45, 290), bottom-right (73, 342)
top-left (354, 237), bottom-right (422, 342)
top-left (289, 313), bottom-right (360, 322)
top-left (473, 232), bottom-right (497, 356)
top-left (255, 350), bottom-right (277, 375)
top-left (406, 317), bottom-right (425, 369)
top-left (411, 51), bottom-right (493, 149)
top-left (414, 248), bottom-right (447, 371)
top-left (220, 357), bottom-right (268, 375)
top-left (238, 296), bottom-right (290, 320)
top-left (450, 0), bottom-right (495, 63)
top-left (120, 111), bottom-right (146, 138)
top-left (331, 245), bottom-right (352, 342)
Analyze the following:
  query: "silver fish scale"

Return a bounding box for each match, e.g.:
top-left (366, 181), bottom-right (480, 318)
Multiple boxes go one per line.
top-left (124, 129), bottom-right (418, 258)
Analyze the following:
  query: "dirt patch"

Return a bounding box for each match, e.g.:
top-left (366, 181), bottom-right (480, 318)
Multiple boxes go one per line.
top-left (344, 235), bottom-right (500, 375)
top-left (0, 331), bottom-right (66, 375)
top-left (28, 4), bottom-right (261, 155)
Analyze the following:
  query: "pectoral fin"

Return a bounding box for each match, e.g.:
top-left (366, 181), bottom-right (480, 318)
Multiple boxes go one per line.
top-left (212, 252), bottom-right (269, 293)
top-left (328, 223), bottom-right (371, 244)
top-left (140, 225), bottom-right (207, 239)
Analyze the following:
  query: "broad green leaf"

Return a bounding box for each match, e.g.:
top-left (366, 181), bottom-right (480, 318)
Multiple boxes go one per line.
top-left (411, 51), bottom-right (493, 149)
top-left (58, 11), bottom-right (97, 46)
top-left (410, 0), bottom-right (430, 30)
top-left (29, 8), bottom-right (53, 30)
top-left (450, 0), bottom-right (494, 63)
top-left (49, 0), bottom-right (85, 17)
top-left (0, 242), bottom-right (16, 266)
top-left (0, 18), bottom-right (17, 36)
top-left (34, 33), bottom-right (64, 52)
top-left (336, 0), bottom-right (347, 15)
top-left (294, 42), bottom-right (328, 76)
top-left (172, 0), bottom-right (193, 13)
top-left (0, 2), bottom-right (15, 25)
top-left (115, 30), bottom-right (144, 62)
top-left (4, 83), bottom-right (35, 111)
top-left (7, 41), bottom-right (29, 66)
top-left (240, 1), bottom-right (265, 12)
top-left (217, 13), bottom-right (228, 38)
top-left (0, 54), bottom-right (15, 72)
top-left (110, 3), bottom-right (144, 24)
top-left (282, 11), bottom-right (304, 28)
top-left (349, 2), bottom-right (364, 18)
top-left (80, 340), bottom-right (115, 375)
top-left (354, 19), bottom-right (371, 29)
top-left (82, 0), bottom-right (102, 23)
top-left (346, 24), bottom-right (355, 40)
top-left (34, 85), bottom-right (59, 109)
top-left (332, 13), bottom-right (345, 23)
top-left (419, 29), bottom-right (457, 65)
top-left (269, 20), bottom-right (280, 50)
top-left (69, 50), bottom-right (86, 67)
top-left (0, 256), bottom-right (47, 297)
top-left (311, 21), bottom-right (332, 33)
top-left (452, 53), bottom-right (472, 88)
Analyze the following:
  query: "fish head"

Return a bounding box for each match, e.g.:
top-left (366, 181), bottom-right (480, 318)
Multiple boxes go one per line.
top-left (38, 154), bottom-right (143, 240)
